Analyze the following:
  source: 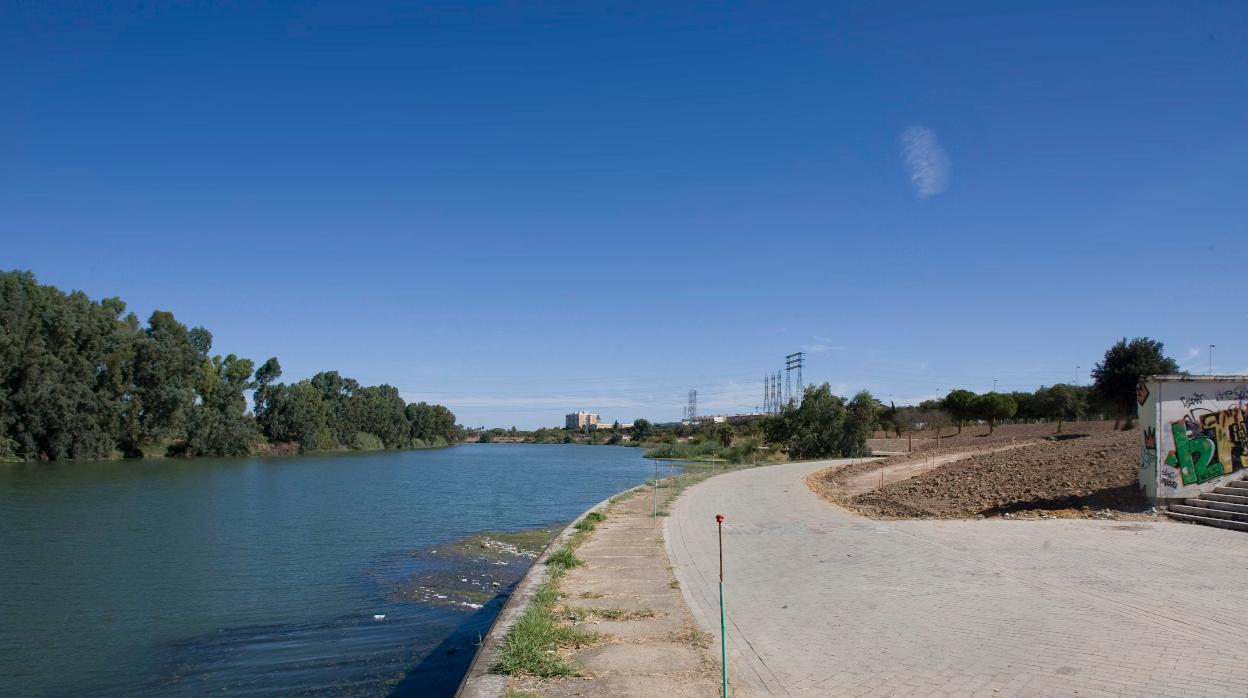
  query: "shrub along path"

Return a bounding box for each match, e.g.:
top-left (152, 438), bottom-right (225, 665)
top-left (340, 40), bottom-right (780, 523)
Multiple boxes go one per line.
top-left (502, 473), bottom-right (721, 697)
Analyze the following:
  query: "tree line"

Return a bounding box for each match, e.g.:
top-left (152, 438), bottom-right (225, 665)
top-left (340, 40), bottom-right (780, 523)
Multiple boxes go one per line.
top-left (636, 336), bottom-right (1180, 461)
top-left (878, 337), bottom-right (1180, 438)
top-left (0, 271), bottom-right (459, 461)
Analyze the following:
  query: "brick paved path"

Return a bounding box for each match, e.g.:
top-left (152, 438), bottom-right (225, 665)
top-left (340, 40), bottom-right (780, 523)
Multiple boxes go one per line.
top-left (666, 459), bottom-right (1248, 696)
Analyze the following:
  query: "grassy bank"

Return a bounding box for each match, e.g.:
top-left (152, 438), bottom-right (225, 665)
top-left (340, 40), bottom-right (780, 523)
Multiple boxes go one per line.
top-left (493, 515), bottom-right (602, 677)
top-left (642, 437), bottom-right (780, 465)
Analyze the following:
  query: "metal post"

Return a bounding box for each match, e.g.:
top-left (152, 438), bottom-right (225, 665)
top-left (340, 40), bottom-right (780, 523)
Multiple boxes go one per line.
top-left (716, 513), bottom-right (727, 697)
top-left (652, 459), bottom-right (658, 524)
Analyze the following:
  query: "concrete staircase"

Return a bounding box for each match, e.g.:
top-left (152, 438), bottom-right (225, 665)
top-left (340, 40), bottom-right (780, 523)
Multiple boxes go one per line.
top-left (1167, 479), bottom-right (1248, 532)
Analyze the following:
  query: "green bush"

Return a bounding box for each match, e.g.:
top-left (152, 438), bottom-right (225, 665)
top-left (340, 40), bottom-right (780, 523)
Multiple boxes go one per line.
top-left (350, 431), bottom-right (384, 451)
top-left (0, 437), bottom-right (21, 463)
top-left (644, 440), bottom-right (724, 460)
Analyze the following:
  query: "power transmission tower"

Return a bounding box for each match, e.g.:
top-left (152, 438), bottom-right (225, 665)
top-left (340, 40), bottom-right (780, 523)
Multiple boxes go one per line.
top-left (784, 366), bottom-right (791, 406)
top-left (687, 389), bottom-right (698, 423)
top-left (785, 352), bottom-right (805, 406)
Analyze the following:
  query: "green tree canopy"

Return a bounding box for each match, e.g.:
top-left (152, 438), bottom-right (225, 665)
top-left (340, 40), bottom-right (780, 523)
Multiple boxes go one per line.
top-left (632, 418), bottom-right (654, 441)
top-left (942, 389), bottom-right (978, 434)
top-left (1091, 337), bottom-right (1179, 429)
top-left (0, 270), bottom-right (458, 461)
top-left (973, 392), bottom-right (1017, 434)
top-left (1037, 383), bottom-right (1084, 433)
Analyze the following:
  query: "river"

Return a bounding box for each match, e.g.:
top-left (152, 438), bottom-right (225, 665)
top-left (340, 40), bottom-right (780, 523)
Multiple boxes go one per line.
top-left (0, 443), bottom-right (661, 696)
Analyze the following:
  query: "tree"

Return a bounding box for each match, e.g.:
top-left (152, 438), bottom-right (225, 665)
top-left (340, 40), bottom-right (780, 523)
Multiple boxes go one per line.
top-left (784, 384), bottom-right (848, 459)
top-left (1091, 337), bottom-right (1179, 429)
top-left (406, 401), bottom-right (457, 446)
top-left (254, 357), bottom-right (282, 387)
top-left (122, 310), bottom-right (207, 454)
top-left (1011, 391), bottom-right (1042, 422)
top-left (839, 391), bottom-right (878, 457)
top-left (255, 381), bottom-right (335, 450)
top-left (0, 271), bottom-right (459, 460)
top-left (185, 353), bottom-right (258, 456)
top-left (716, 424), bottom-right (735, 449)
top-left (632, 418), bottom-right (653, 441)
top-left (922, 407), bottom-right (953, 441)
top-left (1038, 383), bottom-right (1084, 433)
top-left (973, 392), bottom-right (1017, 434)
top-left (942, 390), bottom-right (978, 434)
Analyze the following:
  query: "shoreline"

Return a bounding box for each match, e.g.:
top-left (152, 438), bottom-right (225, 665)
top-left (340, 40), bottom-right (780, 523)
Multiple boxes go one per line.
top-left (454, 483), bottom-right (649, 697)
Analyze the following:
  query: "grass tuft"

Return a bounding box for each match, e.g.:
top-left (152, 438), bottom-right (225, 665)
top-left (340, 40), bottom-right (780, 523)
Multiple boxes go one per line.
top-left (545, 546), bottom-right (583, 571)
top-left (493, 580), bottom-right (596, 677)
top-left (670, 626), bottom-right (713, 648)
top-left (563, 606), bottom-right (656, 622)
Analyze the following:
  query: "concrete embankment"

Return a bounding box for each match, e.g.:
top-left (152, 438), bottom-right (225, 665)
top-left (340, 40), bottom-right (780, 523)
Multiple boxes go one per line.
top-left (458, 475), bottom-right (720, 697)
top-left (454, 490), bottom-right (620, 698)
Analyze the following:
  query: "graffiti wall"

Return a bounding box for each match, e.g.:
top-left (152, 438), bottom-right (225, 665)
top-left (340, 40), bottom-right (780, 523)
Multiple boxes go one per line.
top-left (1139, 377), bottom-right (1248, 501)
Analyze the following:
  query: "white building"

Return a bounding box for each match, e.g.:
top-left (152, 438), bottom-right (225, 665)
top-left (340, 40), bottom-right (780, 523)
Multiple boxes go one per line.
top-left (565, 411), bottom-right (600, 430)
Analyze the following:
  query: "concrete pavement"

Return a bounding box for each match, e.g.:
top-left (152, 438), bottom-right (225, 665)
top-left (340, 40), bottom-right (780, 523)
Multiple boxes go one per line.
top-left (666, 459), bottom-right (1248, 696)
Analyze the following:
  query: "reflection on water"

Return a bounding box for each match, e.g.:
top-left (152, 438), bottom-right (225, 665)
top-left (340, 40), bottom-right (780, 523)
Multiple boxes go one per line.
top-left (0, 444), bottom-right (654, 696)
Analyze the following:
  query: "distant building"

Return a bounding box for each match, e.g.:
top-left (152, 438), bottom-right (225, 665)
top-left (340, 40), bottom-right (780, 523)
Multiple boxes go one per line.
top-left (589, 421), bottom-right (633, 432)
top-left (682, 415), bottom-right (727, 426)
top-left (565, 411), bottom-right (600, 430)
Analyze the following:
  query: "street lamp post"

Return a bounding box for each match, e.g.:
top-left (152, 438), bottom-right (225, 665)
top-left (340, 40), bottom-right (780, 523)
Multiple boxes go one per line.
top-left (1209, 345), bottom-right (1216, 375)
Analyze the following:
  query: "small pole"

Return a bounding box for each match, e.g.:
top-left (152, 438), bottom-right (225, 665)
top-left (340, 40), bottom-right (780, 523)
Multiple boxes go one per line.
top-left (652, 459), bottom-right (658, 524)
top-left (716, 513), bottom-right (727, 697)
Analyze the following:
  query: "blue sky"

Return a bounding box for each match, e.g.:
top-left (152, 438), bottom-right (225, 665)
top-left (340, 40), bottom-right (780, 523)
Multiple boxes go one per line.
top-left (4, 1), bottom-right (1246, 428)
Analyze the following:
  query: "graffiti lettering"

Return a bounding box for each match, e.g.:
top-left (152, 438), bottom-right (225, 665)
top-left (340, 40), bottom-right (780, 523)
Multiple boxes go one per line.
top-left (1143, 427), bottom-right (1156, 451)
top-left (1214, 387), bottom-right (1248, 402)
top-left (1136, 382), bottom-right (1150, 406)
top-left (1180, 394), bottom-right (1208, 408)
top-left (1197, 407), bottom-right (1248, 473)
top-left (1160, 476), bottom-right (1179, 490)
top-left (1164, 420), bottom-right (1221, 485)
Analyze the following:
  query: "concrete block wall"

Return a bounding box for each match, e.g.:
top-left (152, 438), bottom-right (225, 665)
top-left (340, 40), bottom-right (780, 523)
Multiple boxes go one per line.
top-left (1139, 375), bottom-right (1248, 503)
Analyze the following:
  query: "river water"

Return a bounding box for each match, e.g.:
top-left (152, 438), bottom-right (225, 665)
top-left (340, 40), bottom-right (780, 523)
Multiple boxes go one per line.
top-left (0, 443), bottom-right (660, 696)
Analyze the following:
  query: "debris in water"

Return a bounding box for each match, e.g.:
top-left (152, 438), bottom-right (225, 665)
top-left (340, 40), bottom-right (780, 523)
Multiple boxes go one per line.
top-left (373, 614), bottom-right (386, 621)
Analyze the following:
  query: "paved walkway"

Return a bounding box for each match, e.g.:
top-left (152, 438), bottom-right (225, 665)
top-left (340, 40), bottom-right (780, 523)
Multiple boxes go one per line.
top-left (666, 459), bottom-right (1248, 696)
top-left (506, 482), bottom-right (720, 697)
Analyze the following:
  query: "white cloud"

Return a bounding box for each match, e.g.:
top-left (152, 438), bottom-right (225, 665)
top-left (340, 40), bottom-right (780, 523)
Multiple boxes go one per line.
top-left (899, 126), bottom-right (951, 198)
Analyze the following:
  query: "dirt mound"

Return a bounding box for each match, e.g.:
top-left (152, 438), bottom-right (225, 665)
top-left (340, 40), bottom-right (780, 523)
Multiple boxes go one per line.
top-left (845, 429), bottom-right (1156, 520)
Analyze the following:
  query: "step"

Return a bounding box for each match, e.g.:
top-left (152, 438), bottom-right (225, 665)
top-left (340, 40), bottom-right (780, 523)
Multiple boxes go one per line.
top-left (1213, 486), bottom-right (1248, 496)
top-left (1165, 510), bottom-right (1248, 532)
top-left (1187, 498), bottom-right (1248, 515)
top-left (1199, 492), bottom-right (1248, 505)
top-left (1170, 504), bottom-right (1248, 523)
top-left (1224, 480), bottom-right (1248, 490)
